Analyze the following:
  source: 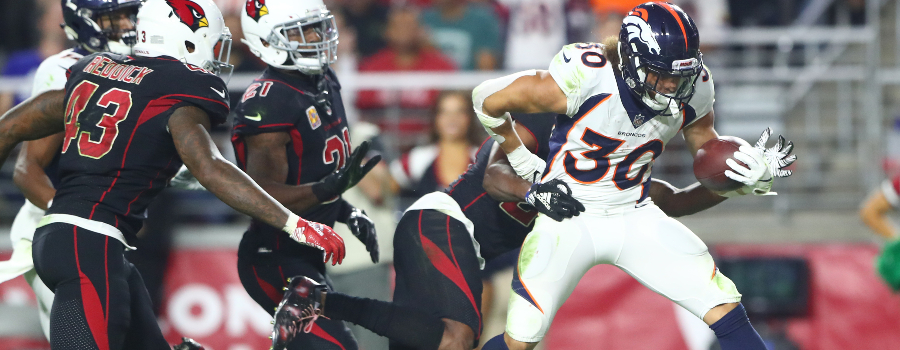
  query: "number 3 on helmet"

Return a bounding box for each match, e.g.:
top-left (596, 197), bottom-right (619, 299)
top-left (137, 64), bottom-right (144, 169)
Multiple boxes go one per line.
top-left (240, 0), bottom-right (339, 75)
top-left (618, 2), bottom-right (703, 117)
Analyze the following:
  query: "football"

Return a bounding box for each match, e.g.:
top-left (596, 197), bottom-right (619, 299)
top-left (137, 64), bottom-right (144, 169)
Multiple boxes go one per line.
top-left (693, 136), bottom-right (751, 192)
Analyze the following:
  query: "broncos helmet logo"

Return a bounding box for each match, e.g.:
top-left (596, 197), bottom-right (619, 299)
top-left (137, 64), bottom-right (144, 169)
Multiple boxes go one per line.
top-left (245, 0), bottom-right (268, 21)
top-left (623, 12), bottom-right (661, 56)
top-left (167, 0), bottom-right (209, 32)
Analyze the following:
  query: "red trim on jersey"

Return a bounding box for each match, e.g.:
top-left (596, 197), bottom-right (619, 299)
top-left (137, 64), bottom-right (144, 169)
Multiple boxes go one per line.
top-left (278, 266), bottom-right (286, 286)
top-left (311, 324), bottom-right (347, 350)
top-left (519, 124), bottom-right (540, 154)
top-left (90, 94), bottom-right (224, 219)
top-left (73, 226), bottom-right (110, 350)
top-left (104, 236), bottom-right (110, 323)
top-left (289, 129), bottom-right (305, 184)
top-left (417, 211), bottom-right (481, 332)
top-left (658, 2), bottom-right (688, 50)
top-left (255, 79), bottom-right (314, 97)
top-left (125, 156), bottom-right (176, 215)
top-left (253, 266), bottom-right (283, 304)
top-left (232, 133), bottom-right (247, 168)
top-left (400, 153), bottom-right (412, 179)
top-left (463, 192), bottom-right (487, 211)
top-left (89, 97), bottom-right (178, 219)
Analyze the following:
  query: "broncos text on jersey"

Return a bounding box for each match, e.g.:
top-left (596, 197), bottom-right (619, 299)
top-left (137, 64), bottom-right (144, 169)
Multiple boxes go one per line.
top-left (542, 43), bottom-right (715, 210)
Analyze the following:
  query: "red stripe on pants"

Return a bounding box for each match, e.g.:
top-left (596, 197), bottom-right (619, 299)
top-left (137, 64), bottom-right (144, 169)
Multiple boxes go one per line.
top-left (73, 226), bottom-right (110, 350)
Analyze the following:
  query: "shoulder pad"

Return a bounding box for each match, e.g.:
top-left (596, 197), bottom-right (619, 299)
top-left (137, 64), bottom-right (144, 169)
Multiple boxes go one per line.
top-left (548, 43), bottom-right (617, 116)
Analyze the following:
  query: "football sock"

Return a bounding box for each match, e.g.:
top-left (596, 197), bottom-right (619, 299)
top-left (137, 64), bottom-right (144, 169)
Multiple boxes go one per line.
top-left (482, 334), bottom-right (510, 350)
top-left (709, 303), bottom-right (767, 350)
top-left (323, 292), bottom-right (444, 350)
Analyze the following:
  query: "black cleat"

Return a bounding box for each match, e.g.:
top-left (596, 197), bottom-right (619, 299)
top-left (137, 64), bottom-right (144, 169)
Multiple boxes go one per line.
top-left (270, 276), bottom-right (327, 350)
top-left (173, 337), bottom-right (204, 350)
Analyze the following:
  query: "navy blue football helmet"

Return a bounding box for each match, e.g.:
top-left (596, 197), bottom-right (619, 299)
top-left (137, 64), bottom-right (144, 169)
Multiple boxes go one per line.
top-left (618, 2), bottom-right (702, 116)
top-left (61, 0), bottom-right (142, 54)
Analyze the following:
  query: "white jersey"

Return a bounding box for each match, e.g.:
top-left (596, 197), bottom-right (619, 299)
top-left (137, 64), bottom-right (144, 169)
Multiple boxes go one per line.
top-left (542, 43), bottom-right (715, 210)
top-left (8, 48), bottom-right (83, 244)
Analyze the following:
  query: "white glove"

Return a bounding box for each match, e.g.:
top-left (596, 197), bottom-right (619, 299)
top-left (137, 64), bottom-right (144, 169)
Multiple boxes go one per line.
top-left (507, 145), bottom-right (546, 183)
top-left (720, 128), bottom-right (797, 197)
top-left (169, 165), bottom-right (206, 191)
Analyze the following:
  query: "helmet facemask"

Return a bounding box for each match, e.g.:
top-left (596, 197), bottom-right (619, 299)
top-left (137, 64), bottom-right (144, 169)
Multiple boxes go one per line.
top-left (621, 41), bottom-right (702, 117)
top-left (207, 30), bottom-right (234, 81)
top-left (63, 1), bottom-right (140, 55)
top-left (264, 12), bottom-right (338, 74)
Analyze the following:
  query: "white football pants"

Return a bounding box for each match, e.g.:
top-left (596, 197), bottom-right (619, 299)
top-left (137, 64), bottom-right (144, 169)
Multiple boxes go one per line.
top-left (505, 202), bottom-right (741, 343)
top-left (0, 201), bottom-right (53, 340)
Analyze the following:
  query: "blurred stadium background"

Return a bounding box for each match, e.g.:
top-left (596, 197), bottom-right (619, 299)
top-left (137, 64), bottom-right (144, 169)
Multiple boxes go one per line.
top-left (0, 0), bottom-right (898, 349)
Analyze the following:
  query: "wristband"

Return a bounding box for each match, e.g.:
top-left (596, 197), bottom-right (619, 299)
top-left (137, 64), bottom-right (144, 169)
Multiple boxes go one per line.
top-left (282, 213), bottom-right (303, 241)
top-left (507, 145), bottom-right (539, 179)
top-left (310, 182), bottom-right (335, 202)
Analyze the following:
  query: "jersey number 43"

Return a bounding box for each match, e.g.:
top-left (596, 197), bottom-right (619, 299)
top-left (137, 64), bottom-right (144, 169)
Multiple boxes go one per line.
top-left (62, 81), bottom-right (133, 159)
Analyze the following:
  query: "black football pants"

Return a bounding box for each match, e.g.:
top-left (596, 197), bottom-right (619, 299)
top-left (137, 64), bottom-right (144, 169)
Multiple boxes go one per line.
top-left (32, 223), bottom-right (168, 350)
top-left (237, 237), bottom-right (358, 350)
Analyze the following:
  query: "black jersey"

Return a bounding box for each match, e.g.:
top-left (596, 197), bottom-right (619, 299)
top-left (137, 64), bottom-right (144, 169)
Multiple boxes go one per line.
top-left (444, 114), bottom-right (556, 261)
top-left (232, 67), bottom-right (350, 249)
top-left (48, 53), bottom-right (229, 241)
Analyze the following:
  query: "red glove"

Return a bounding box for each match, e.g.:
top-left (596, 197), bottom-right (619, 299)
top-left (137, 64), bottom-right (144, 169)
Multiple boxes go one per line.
top-left (283, 214), bottom-right (345, 265)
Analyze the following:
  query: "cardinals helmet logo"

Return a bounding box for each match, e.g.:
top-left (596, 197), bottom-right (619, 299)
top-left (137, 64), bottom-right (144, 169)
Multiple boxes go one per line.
top-left (245, 0), bottom-right (268, 21)
top-left (167, 0), bottom-right (209, 32)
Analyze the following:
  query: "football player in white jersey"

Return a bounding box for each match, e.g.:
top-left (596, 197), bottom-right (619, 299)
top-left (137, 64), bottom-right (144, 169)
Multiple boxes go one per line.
top-left (0, 0), bottom-right (140, 339)
top-left (474, 3), bottom-right (796, 350)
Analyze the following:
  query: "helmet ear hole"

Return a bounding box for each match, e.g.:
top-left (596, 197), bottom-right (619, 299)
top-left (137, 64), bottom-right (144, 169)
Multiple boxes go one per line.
top-left (185, 41), bottom-right (196, 53)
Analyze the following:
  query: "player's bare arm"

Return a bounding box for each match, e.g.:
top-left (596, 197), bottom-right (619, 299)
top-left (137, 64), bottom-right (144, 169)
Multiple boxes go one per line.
top-left (483, 122), bottom-right (540, 202)
top-left (860, 188), bottom-right (897, 239)
top-left (170, 105), bottom-right (291, 228)
top-left (478, 71), bottom-right (566, 154)
top-left (649, 179), bottom-right (726, 217)
top-left (242, 131), bottom-right (321, 213)
top-left (169, 105), bottom-right (345, 264)
top-left (483, 122), bottom-right (584, 221)
top-left (13, 133), bottom-right (63, 210)
top-left (474, 71), bottom-right (567, 183)
top-left (681, 109), bottom-right (719, 156)
top-left (0, 90), bottom-right (67, 164)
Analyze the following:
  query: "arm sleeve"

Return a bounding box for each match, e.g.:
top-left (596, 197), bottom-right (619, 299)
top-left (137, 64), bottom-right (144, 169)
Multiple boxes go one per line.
top-left (685, 65), bottom-right (716, 126)
top-left (547, 44), bottom-right (606, 117)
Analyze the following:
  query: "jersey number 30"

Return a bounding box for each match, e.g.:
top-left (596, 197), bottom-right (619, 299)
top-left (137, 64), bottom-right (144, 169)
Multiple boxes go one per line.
top-left (62, 81), bottom-right (133, 159)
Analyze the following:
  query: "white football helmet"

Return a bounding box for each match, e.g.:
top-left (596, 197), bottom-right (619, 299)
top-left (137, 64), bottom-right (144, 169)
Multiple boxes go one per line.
top-left (241, 0), bottom-right (339, 74)
top-left (132, 0), bottom-right (233, 78)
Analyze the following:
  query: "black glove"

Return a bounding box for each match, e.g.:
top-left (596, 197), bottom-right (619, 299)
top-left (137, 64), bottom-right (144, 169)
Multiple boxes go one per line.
top-left (525, 179), bottom-right (586, 222)
top-left (343, 207), bottom-right (379, 263)
top-left (311, 141), bottom-right (382, 202)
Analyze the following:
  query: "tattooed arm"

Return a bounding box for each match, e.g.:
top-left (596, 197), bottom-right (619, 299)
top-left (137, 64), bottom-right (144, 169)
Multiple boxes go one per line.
top-left (169, 105), bottom-right (292, 229)
top-left (0, 90), bottom-right (66, 167)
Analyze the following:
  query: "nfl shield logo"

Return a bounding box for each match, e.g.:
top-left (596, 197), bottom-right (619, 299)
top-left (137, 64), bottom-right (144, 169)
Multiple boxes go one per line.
top-left (306, 106), bottom-right (322, 129)
top-left (633, 114), bottom-right (645, 128)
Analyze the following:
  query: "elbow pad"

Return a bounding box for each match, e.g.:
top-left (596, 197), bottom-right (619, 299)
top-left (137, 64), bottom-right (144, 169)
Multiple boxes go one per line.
top-left (472, 70), bottom-right (537, 143)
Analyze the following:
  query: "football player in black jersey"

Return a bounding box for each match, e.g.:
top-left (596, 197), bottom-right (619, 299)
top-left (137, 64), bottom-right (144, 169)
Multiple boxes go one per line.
top-left (0, 0), bottom-right (346, 349)
top-left (236, 0), bottom-right (380, 349)
top-left (277, 113), bottom-right (727, 350)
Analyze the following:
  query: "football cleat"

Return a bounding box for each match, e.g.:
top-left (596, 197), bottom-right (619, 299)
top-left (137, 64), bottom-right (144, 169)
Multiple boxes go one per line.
top-left (173, 337), bottom-right (205, 350)
top-left (270, 276), bottom-right (328, 350)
